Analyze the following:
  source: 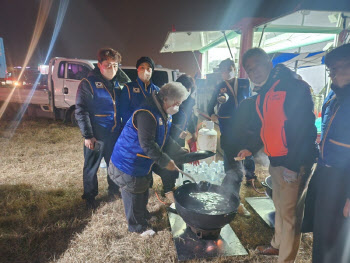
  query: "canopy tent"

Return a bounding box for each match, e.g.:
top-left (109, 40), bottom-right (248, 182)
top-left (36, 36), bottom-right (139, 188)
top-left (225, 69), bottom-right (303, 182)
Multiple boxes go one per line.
top-left (253, 10), bottom-right (350, 54)
top-left (269, 50), bottom-right (328, 96)
top-left (271, 51), bottom-right (326, 68)
top-left (160, 30), bottom-right (240, 54)
top-left (160, 10), bottom-right (349, 75)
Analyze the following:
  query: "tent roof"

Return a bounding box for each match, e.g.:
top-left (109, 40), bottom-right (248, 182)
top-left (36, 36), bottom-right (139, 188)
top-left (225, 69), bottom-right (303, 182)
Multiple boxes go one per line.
top-left (160, 30), bottom-right (239, 53)
top-left (160, 10), bottom-right (350, 54)
top-left (254, 10), bottom-right (350, 53)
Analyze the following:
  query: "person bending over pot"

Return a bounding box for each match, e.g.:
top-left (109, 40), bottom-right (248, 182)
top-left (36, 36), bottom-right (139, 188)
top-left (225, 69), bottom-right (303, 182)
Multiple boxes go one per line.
top-left (108, 82), bottom-right (189, 235)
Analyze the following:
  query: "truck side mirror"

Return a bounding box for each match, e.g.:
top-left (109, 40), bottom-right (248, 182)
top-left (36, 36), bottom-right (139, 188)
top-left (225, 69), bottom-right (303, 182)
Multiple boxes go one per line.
top-left (63, 87), bottom-right (68, 94)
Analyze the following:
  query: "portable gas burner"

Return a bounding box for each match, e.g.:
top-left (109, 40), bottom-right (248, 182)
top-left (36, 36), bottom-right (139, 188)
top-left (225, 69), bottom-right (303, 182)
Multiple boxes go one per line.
top-left (168, 207), bottom-right (247, 261)
top-left (187, 224), bottom-right (221, 240)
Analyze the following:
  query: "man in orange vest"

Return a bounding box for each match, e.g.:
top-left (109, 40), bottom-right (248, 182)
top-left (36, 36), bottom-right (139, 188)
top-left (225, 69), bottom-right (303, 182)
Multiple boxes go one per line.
top-left (238, 48), bottom-right (318, 263)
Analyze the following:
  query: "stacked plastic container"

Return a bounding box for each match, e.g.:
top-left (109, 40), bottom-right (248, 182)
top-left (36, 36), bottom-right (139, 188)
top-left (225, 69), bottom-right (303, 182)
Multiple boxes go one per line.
top-left (176, 160), bottom-right (226, 186)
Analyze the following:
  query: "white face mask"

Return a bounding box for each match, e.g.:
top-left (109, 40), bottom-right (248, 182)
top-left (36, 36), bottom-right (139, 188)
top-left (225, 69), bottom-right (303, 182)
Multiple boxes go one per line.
top-left (139, 71), bottom-right (152, 82)
top-left (228, 71), bottom-right (236, 80)
top-left (166, 105), bottom-right (179, 115)
top-left (101, 68), bottom-right (117, 80)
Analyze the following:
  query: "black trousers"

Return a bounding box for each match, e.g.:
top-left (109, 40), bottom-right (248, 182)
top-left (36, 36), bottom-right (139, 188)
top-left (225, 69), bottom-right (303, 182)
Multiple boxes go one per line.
top-left (82, 127), bottom-right (120, 200)
top-left (108, 162), bottom-right (152, 232)
top-left (303, 164), bottom-right (350, 263)
top-left (121, 188), bottom-right (149, 232)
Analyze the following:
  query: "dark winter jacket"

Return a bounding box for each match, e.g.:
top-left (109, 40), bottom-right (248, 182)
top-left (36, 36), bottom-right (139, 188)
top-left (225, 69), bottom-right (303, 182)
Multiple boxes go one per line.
top-left (243, 64), bottom-right (318, 172)
top-left (75, 67), bottom-right (126, 139)
top-left (120, 77), bottom-right (160, 127)
top-left (207, 78), bottom-right (251, 148)
top-left (319, 83), bottom-right (350, 173)
top-left (169, 96), bottom-right (197, 145)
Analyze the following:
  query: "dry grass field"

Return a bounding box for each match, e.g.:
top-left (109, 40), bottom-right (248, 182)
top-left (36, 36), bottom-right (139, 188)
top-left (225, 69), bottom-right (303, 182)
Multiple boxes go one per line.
top-left (0, 118), bottom-right (313, 263)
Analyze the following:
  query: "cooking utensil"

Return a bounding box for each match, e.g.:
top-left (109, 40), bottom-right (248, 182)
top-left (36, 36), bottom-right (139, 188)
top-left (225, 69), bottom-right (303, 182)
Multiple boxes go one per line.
top-left (172, 150), bottom-right (215, 164)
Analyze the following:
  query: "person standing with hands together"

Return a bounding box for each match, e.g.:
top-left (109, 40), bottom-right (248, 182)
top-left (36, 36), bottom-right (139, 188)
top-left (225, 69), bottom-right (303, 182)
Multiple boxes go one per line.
top-left (75, 48), bottom-right (128, 209)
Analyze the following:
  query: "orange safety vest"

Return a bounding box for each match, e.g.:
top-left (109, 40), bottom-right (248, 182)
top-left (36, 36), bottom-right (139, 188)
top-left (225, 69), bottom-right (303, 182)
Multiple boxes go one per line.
top-left (255, 80), bottom-right (288, 157)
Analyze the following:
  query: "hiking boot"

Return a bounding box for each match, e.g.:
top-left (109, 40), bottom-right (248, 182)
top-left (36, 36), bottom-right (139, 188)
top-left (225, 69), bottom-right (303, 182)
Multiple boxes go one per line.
top-left (86, 197), bottom-right (97, 210)
top-left (107, 190), bottom-right (121, 202)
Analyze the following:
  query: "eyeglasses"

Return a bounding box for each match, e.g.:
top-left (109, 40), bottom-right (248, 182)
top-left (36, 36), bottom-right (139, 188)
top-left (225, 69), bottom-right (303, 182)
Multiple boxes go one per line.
top-left (326, 61), bottom-right (350, 77)
top-left (102, 63), bottom-right (119, 69)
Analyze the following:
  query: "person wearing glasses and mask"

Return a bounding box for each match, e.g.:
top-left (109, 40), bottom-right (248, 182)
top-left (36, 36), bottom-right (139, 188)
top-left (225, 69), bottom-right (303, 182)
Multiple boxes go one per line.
top-left (75, 48), bottom-right (130, 209)
top-left (109, 82), bottom-right (189, 236)
top-left (120, 56), bottom-right (159, 127)
top-left (302, 43), bottom-right (350, 263)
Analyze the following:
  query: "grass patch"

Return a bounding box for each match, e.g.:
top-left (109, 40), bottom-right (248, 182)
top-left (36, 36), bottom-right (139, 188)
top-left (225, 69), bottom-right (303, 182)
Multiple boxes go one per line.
top-left (0, 184), bottom-right (90, 262)
top-left (0, 118), bottom-right (313, 262)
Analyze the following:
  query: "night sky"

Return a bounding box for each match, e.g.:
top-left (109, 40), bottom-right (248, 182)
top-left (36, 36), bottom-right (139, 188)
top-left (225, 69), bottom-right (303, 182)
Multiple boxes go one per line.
top-left (1, 0), bottom-right (349, 75)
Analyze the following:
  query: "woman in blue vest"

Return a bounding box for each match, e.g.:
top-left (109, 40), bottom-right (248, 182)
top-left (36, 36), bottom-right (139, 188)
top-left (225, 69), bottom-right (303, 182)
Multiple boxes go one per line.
top-left (108, 82), bottom-right (189, 235)
top-left (153, 74), bottom-right (198, 203)
top-left (120, 56), bottom-right (159, 127)
top-left (75, 48), bottom-right (130, 209)
top-left (302, 43), bottom-right (350, 263)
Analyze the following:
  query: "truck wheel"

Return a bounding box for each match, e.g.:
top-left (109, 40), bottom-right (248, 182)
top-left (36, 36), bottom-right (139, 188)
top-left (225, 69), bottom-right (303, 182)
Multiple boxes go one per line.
top-left (70, 109), bottom-right (78, 126)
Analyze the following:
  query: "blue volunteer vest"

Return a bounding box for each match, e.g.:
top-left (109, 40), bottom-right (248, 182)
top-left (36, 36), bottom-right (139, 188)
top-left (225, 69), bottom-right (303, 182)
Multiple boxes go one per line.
top-left (85, 75), bottom-right (119, 131)
top-left (122, 78), bottom-right (159, 125)
top-left (319, 90), bottom-right (350, 171)
top-left (111, 105), bottom-right (172, 176)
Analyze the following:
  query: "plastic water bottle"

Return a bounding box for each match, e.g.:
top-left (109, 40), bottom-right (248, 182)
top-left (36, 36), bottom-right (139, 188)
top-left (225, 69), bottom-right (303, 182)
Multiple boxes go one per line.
top-left (100, 158), bottom-right (107, 168)
top-left (197, 121), bottom-right (217, 165)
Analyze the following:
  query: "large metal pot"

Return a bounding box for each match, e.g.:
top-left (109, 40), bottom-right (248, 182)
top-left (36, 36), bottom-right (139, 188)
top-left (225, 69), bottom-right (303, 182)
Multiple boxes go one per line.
top-left (173, 181), bottom-right (240, 230)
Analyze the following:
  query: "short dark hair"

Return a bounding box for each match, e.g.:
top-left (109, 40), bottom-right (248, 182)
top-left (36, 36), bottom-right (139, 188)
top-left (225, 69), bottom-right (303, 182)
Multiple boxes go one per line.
top-left (176, 74), bottom-right (195, 91)
top-left (219, 58), bottom-right (235, 71)
top-left (325, 43), bottom-right (350, 67)
top-left (242, 48), bottom-right (270, 69)
top-left (97, 48), bottom-right (122, 63)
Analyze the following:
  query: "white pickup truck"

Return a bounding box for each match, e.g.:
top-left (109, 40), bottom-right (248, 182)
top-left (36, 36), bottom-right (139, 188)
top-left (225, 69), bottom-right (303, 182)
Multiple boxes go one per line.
top-left (0, 57), bottom-right (183, 124)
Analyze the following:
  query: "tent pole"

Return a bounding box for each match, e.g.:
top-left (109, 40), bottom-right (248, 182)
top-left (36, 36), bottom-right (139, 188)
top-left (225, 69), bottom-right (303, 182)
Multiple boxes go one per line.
top-left (192, 51), bottom-right (202, 76)
top-left (223, 31), bottom-right (234, 59)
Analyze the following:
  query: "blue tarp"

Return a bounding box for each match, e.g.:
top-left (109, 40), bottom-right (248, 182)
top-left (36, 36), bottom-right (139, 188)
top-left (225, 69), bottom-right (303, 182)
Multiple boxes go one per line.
top-left (271, 51), bottom-right (326, 69)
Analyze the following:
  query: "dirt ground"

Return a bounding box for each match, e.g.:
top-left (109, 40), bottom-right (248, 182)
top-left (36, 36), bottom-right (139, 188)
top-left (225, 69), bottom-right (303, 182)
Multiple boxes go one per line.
top-left (0, 118), bottom-right (313, 263)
